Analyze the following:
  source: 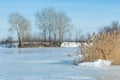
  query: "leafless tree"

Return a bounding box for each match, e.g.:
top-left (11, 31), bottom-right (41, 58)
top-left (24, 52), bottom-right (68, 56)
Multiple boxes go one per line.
top-left (99, 21), bottom-right (120, 34)
top-left (9, 12), bottom-right (31, 47)
top-left (55, 11), bottom-right (72, 43)
top-left (35, 7), bottom-right (56, 42)
top-left (35, 7), bottom-right (72, 44)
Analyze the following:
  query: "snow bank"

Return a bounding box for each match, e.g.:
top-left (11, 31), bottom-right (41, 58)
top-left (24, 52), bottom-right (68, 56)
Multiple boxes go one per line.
top-left (60, 42), bottom-right (81, 47)
top-left (79, 59), bottom-right (111, 67)
top-left (60, 42), bottom-right (93, 47)
top-left (0, 43), bottom-right (17, 48)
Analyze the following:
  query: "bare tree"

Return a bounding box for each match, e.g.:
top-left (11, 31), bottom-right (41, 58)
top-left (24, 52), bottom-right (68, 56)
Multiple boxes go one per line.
top-left (9, 12), bottom-right (31, 47)
top-left (55, 11), bottom-right (72, 43)
top-left (35, 7), bottom-right (72, 44)
top-left (99, 21), bottom-right (120, 34)
top-left (35, 7), bottom-right (56, 42)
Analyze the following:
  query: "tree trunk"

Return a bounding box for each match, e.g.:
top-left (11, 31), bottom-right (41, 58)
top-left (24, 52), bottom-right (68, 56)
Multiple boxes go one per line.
top-left (54, 33), bottom-right (56, 42)
top-left (17, 32), bottom-right (23, 47)
top-left (48, 30), bottom-right (51, 43)
top-left (44, 30), bottom-right (46, 42)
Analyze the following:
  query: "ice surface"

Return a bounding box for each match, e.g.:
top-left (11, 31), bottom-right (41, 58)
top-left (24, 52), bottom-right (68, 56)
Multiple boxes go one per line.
top-left (0, 48), bottom-right (120, 80)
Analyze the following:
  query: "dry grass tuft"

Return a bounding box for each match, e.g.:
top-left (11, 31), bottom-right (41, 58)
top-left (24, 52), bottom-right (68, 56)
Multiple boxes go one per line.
top-left (81, 30), bottom-right (120, 64)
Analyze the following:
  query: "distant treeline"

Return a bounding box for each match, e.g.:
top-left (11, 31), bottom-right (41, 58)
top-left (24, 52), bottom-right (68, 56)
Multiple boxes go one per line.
top-left (4, 7), bottom-right (89, 47)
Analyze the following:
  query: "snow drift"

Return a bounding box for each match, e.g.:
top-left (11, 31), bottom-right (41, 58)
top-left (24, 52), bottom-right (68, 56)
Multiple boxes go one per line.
top-left (0, 43), bottom-right (17, 48)
top-left (73, 54), bottom-right (111, 67)
top-left (60, 42), bottom-right (81, 47)
top-left (78, 59), bottom-right (111, 67)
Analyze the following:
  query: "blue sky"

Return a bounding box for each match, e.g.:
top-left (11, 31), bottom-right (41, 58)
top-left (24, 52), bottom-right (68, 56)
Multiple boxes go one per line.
top-left (0, 0), bottom-right (120, 39)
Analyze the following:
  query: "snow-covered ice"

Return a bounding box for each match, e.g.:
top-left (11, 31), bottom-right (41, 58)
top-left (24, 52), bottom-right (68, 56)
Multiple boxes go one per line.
top-left (0, 48), bottom-right (120, 80)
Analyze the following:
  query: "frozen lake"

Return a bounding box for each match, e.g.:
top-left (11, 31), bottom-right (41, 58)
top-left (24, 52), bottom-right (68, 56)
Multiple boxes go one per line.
top-left (0, 48), bottom-right (120, 80)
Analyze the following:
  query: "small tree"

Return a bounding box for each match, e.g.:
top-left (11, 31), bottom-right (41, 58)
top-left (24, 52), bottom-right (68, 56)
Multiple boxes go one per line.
top-left (6, 36), bottom-right (13, 43)
top-left (9, 12), bottom-right (31, 47)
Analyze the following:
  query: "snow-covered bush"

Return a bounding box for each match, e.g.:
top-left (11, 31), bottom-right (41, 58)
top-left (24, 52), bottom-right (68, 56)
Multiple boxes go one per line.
top-left (74, 55), bottom-right (83, 65)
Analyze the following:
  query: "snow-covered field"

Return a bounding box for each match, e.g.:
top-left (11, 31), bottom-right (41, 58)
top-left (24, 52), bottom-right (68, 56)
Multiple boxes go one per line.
top-left (0, 48), bottom-right (120, 80)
